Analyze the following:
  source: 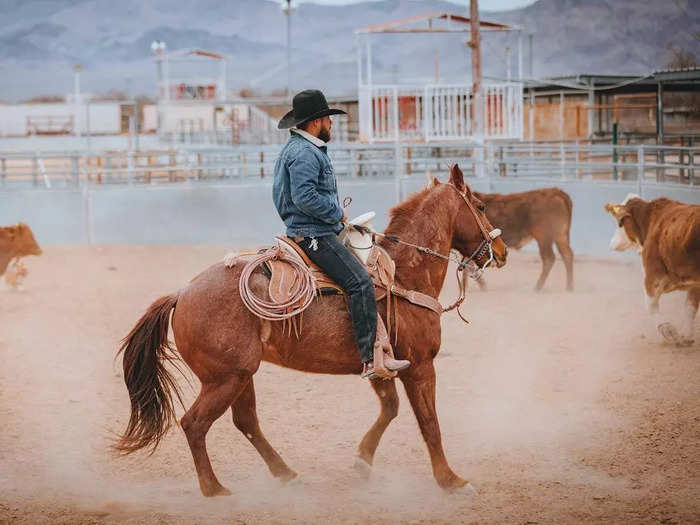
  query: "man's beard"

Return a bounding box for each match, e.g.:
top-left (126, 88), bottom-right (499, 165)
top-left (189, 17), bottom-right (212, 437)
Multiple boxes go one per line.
top-left (318, 126), bottom-right (331, 143)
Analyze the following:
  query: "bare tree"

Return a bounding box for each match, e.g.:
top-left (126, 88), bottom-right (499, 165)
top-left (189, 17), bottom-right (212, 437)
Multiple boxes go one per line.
top-left (664, 46), bottom-right (699, 117)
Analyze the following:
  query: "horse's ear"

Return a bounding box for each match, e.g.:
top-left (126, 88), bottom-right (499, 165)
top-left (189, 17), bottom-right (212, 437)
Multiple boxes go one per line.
top-left (432, 176), bottom-right (440, 186)
top-left (449, 164), bottom-right (465, 191)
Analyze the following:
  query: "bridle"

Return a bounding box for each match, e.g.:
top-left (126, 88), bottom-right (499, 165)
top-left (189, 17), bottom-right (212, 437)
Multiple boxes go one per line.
top-left (449, 182), bottom-right (500, 281)
top-left (368, 182), bottom-right (502, 323)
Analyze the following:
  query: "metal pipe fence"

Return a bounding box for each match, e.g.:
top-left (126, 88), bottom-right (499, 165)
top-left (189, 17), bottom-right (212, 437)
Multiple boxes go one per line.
top-left (0, 141), bottom-right (697, 189)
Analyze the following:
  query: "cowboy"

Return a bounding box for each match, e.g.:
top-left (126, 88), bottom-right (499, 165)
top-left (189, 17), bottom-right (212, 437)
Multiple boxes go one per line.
top-left (272, 89), bottom-right (410, 379)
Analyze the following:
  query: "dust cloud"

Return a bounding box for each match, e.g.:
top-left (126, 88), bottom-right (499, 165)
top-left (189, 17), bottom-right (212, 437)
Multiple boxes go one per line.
top-left (1, 246), bottom-right (698, 524)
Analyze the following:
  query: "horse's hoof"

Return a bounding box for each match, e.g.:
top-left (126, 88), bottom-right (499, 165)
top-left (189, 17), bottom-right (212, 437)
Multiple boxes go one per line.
top-left (282, 474), bottom-right (302, 487)
top-left (203, 486), bottom-right (232, 497)
top-left (452, 482), bottom-right (478, 495)
top-left (279, 470), bottom-right (299, 484)
top-left (658, 322), bottom-right (680, 344)
top-left (353, 457), bottom-right (372, 479)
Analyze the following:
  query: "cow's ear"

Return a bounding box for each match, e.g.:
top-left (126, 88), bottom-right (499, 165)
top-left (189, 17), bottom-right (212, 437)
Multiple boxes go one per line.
top-left (605, 203), bottom-right (629, 223)
top-left (449, 164), bottom-right (465, 192)
top-left (605, 203), bottom-right (620, 216)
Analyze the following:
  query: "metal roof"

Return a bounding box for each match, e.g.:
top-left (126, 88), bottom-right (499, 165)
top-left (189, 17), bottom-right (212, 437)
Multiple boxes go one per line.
top-left (652, 67), bottom-right (700, 82)
top-left (356, 12), bottom-right (514, 34)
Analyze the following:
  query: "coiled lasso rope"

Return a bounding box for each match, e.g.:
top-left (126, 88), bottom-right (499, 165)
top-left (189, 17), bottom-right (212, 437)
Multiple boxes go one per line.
top-left (238, 247), bottom-right (317, 326)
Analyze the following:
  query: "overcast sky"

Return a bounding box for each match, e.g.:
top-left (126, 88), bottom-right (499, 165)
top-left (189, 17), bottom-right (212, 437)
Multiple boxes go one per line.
top-left (302, 0), bottom-right (538, 10)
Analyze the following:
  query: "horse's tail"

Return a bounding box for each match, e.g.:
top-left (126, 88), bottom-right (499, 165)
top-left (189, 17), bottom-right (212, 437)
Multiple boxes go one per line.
top-left (114, 293), bottom-right (184, 455)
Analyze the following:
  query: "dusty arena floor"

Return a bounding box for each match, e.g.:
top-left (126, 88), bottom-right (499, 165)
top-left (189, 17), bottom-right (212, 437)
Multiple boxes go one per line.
top-left (1, 246), bottom-right (699, 524)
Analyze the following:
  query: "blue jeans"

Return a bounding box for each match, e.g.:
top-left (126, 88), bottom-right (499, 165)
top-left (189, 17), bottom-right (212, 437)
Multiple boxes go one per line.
top-left (297, 234), bottom-right (376, 363)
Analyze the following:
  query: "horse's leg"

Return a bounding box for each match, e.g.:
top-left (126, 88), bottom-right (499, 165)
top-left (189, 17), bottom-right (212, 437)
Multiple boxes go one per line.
top-left (231, 378), bottom-right (297, 481)
top-left (181, 376), bottom-right (248, 497)
top-left (355, 378), bottom-right (399, 473)
top-left (555, 237), bottom-right (574, 291)
top-left (401, 362), bottom-right (473, 492)
top-left (534, 237), bottom-right (555, 291)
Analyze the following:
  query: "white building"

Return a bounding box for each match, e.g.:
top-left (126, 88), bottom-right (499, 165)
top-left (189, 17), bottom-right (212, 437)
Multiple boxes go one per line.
top-left (0, 102), bottom-right (121, 137)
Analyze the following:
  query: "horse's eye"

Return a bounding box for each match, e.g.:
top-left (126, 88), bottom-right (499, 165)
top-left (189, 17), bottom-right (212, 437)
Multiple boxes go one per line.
top-left (477, 204), bottom-right (486, 212)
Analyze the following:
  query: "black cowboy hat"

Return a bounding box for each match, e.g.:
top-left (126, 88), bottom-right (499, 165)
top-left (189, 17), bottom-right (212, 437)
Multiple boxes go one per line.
top-left (278, 89), bottom-right (347, 129)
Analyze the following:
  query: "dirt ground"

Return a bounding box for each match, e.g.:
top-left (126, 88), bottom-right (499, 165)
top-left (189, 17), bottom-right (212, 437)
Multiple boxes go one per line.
top-left (1, 246), bottom-right (698, 524)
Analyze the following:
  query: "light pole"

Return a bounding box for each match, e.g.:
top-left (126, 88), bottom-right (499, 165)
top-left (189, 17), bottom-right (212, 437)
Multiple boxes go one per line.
top-left (74, 64), bottom-right (82, 138)
top-left (281, 0), bottom-right (296, 99)
top-left (151, 40), bottom-right (167, 137)
top-left (151, 40), bottom-right (167, 100)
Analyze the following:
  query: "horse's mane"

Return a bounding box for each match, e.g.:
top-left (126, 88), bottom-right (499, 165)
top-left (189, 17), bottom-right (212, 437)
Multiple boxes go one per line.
top-left (385, 185), bottom-right (438, 236)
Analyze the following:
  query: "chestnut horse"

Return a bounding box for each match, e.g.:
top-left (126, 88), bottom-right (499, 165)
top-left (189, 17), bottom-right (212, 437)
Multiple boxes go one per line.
top-left (115, 165), bottom-right (508, 496)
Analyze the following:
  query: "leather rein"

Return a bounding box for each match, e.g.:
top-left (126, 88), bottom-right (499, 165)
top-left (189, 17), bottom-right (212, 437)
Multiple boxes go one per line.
top-left (370, 183), bottom-right (499, 324)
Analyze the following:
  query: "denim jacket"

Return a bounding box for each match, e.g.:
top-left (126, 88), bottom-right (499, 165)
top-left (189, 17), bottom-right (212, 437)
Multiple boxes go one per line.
top-left (272, 131), bottom-right (344, 238)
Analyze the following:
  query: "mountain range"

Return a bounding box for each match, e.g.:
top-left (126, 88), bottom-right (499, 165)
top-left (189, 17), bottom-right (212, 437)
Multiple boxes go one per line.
top-left (0, 0), bottom-right (697, 102)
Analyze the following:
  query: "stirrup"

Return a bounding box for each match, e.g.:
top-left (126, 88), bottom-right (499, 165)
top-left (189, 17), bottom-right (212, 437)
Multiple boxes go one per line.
top-left (361, 362), bottom-right (395, 380)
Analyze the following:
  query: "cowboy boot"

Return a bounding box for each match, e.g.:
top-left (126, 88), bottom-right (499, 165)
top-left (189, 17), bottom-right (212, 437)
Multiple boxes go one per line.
top-left (375, 314), bottom-right (410, 373)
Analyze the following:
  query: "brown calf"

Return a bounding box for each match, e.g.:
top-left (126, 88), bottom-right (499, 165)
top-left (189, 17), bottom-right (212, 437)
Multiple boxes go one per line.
top-left (475, 188), bottom-right (574, 291)
top-left (606, 195), bottom-right (700, 346)
top-left (0, 223), bottom-right (42, 287)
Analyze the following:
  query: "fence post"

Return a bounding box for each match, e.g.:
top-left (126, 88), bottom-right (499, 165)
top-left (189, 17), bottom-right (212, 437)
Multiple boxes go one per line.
top-left (574, 139), bottom-right (580, 179)
top-left (72, 154), bottom-right (79, 185)
top-left (637, 145), bottom-right (644, 197)
top-left (1, 157), bottom-right (6, 186)
top-left (690, 141), bottom-right (695, 185)
top-left (127, 151), bottom-right (134, 185)
top-left (32, 154), bottom-right (38, 186)
top-left (498, 145), bottom-right (505, 177)
top-left (560, 142), bottom-right (566, 181)
top-left (393, 141), bottom-right (402, 203)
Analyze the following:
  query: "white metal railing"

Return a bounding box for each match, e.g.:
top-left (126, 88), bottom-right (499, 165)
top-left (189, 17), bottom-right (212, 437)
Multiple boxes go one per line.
top-left (484, 83), bottom-right (523, 140)
top-left (1, 142), bottom-right (696, 189)
top-left (359, 83), bottom-right (522, 143)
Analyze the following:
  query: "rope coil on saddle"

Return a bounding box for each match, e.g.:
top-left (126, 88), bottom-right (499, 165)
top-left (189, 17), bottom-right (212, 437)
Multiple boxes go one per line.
top-left (238, 247), bottom-right (316, 326)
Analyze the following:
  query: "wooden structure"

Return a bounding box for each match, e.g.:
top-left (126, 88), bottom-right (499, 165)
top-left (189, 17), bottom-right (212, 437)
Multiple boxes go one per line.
top-left (523, 68), bottom-right (700, 142)
top-left (355, 12), bottom-right (524, 142)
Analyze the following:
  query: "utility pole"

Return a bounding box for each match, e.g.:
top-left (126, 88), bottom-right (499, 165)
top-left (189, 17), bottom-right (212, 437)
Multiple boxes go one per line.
top-left (469, 0), bottom-right (484, 176)
top-left (469, 0), bottom-right (483, 138)
top-left (469, 0), bottom-right (482, 97)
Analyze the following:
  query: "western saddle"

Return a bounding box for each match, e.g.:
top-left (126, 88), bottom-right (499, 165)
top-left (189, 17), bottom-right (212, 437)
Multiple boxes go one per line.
top-left (230, 212), bottom-right (442, 378)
